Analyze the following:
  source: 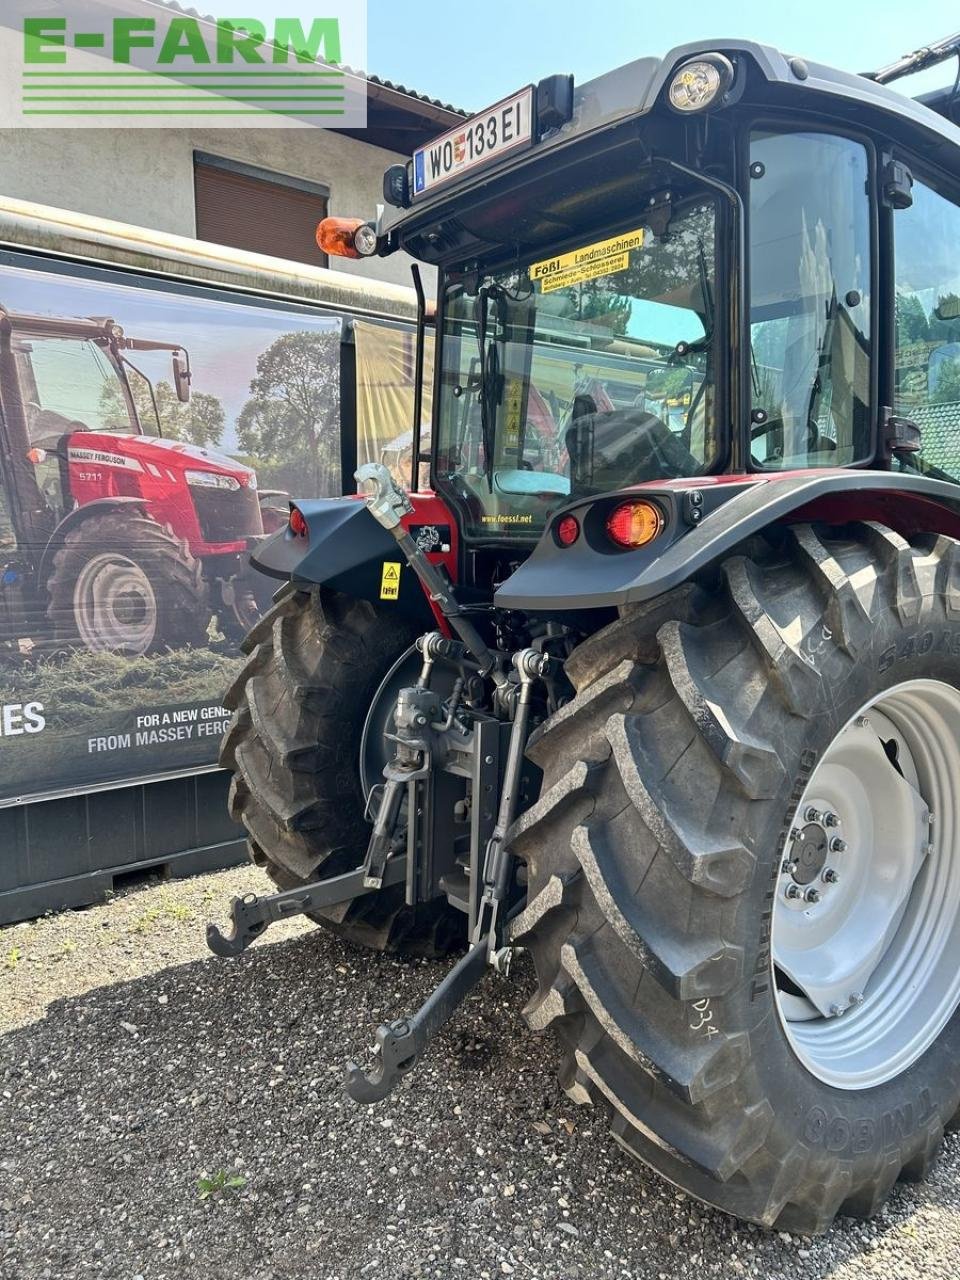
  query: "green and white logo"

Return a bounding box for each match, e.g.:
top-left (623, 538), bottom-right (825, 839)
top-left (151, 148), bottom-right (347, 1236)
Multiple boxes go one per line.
top-left (2, 1), bottom-right (367, 128)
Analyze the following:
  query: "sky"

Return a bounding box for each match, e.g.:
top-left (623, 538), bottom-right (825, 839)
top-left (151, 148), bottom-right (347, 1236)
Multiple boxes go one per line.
top-left (364, 1), bottom-right (956, 109)
top-left (238, 0), bottom-right (959, 111)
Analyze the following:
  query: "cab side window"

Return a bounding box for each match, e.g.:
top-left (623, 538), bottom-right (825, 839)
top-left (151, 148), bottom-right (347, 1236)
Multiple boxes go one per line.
top-left (894, 178), bottom-right (960, 481)
top-left (749, 131), bottom-right (873, 469)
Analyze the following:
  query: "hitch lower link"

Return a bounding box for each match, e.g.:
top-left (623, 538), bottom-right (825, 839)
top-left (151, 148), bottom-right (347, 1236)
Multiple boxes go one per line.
top-left (344, 644), bottom-right (547, 1104)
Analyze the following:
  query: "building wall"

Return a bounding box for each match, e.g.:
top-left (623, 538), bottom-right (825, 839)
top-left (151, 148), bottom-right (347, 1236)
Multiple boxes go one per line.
top-left (0, 126), bottom-right (423, 289)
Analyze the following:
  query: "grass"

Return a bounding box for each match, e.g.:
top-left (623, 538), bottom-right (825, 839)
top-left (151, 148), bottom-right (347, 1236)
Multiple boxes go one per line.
top-left (5, 946), bottom-right (21, 970)
top-left (197, 1170), bottom-right (246, 1201)
top-left (0, 646), bottom-right (243, 732)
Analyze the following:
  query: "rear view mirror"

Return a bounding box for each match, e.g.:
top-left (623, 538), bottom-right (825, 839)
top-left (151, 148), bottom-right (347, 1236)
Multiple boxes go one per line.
top-left (172, 349), bottom-right (192, 403)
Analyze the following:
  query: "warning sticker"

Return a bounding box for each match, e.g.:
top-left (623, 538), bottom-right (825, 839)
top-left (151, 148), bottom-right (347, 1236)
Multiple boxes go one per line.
top-left (380, 561), bottom-right (401, 600)
top-left (529, 228), bottom-right (645, 294)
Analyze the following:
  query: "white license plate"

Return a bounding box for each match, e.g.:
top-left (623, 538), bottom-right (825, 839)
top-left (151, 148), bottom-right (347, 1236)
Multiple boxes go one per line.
top-left (413, 86), bottom-right (534, 198)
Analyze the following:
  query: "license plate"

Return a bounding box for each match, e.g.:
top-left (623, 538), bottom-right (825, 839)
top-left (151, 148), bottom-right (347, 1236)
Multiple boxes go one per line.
top-left (412, 86), bottom-right (534, 199)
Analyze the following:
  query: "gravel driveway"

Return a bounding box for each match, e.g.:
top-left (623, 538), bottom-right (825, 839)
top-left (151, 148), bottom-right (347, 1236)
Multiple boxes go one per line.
top-left (2, 865), bottom-right (959, 1280)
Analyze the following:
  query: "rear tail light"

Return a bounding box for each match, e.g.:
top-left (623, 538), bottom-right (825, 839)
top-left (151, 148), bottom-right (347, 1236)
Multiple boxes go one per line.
top-left (555, 515), bottom-right (580, 547)
top-left (289, 507), bottom-right (308, 538)
top-left (605, 500), bottom-right (664, 549)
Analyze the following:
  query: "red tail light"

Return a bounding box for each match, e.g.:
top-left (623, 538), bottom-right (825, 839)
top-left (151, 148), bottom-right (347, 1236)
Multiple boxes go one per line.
top-left (605, 500), bottom-right (664, 549)
top-left (289, 507), bottom-right (308, 538)
top-left (555, 515), bottom-right (580, 547)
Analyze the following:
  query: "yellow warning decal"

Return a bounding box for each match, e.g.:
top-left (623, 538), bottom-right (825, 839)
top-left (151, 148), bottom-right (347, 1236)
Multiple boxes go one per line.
top-left (529, 228), bottom-right (645, 294)
top-left (380, 561), bottom-right (401, 600)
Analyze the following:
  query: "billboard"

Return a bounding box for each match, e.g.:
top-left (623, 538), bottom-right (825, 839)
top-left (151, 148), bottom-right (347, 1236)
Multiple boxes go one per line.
top-left (0, 257), bottom-right (344, 805)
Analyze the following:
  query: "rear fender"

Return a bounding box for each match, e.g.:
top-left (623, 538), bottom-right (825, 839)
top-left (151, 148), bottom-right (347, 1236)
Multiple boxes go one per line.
top-left (494, 470), bottom-right (960, 612)
top-left (251, 492), bottom-right (458, 627)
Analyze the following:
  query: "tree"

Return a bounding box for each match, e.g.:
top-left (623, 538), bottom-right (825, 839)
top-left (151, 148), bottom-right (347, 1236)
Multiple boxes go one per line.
top-left (100, 375), bottom-right (225, 447)
top-left (896, 292), bottom-right (931, 344)
top-left (236, 330), bottom-right (341, 496)
top-left (932, 356), bottom-right (960, 404)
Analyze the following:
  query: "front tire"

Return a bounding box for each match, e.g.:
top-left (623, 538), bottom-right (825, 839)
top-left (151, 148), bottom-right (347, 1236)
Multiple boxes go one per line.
top-left (47, 511), bottom-right (208, 654)
top-left (510, 522), bottom-right (960, 1231)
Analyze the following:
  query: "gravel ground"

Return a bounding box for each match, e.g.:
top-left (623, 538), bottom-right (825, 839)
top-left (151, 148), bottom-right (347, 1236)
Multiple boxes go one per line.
top-left (2, 866), bottom-right (959, 1280)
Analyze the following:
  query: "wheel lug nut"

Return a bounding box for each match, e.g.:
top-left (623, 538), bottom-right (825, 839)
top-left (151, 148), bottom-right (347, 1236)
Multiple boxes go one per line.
top-left (822, 868), bottom-right (839, 884)
top-left (830, 837), bottom-right (847, 853)
top-left (790, 828), bottom-right (802, 842)
top-left (804, 887), bottom-right (821, 904)
top-left (804, 806), bottom-right (822, 823)
top-left (855, 716), bottom-right (870, 729)
top-left (781, 858), bottom-right (797, 875)
top-left (785, 884), bottom-right (803, 901)
top-left (830, 1002), bottom-right (847, 1017)
top-left (850, 992), bottom-right (864, 1006)
top-left (823, 812), bottom-right (840, 828)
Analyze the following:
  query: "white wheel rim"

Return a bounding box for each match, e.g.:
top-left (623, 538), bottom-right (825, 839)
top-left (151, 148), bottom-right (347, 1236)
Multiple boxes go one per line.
top-left (772, 679), bottom-right (960, 1089)
top-left (73, 553), bottom-right (158, 654)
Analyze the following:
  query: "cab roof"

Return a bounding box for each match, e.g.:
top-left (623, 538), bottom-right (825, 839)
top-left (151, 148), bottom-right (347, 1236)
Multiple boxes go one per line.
top-left (384, 37), bottom-right (960, 257)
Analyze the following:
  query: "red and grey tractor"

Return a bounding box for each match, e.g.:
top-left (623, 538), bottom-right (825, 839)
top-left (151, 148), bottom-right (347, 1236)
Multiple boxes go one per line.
top-left (212, 34), bottom-right (960, 1232)
top-left (0, 306), bottom-right (271, 655)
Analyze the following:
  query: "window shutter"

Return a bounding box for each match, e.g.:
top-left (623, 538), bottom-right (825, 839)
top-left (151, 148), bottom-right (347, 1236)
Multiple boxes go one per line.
top-left (194, 157), bottom-right (329, 268)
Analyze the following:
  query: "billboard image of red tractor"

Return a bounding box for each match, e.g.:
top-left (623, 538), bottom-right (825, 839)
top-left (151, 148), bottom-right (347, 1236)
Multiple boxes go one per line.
top-left (0, 259), bottom-right (342, 804)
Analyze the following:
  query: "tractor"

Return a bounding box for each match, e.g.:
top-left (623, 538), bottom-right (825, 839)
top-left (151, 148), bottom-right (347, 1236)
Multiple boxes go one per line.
top-left (213, 34), bottom-right (960, 1231)
top-left (0, 306), bottom-right (269, 656)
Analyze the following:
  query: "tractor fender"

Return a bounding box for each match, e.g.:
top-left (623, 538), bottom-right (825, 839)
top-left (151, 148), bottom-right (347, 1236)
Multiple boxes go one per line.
top-left (250, 496), bottom-right (441, 626)
top-left (494, 470), bottom-right (960, 612)
top-left (36, 496), bottom-right (150, 592)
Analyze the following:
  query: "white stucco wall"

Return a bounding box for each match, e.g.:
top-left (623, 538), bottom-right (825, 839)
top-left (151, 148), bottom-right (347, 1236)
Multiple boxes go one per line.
top-left (0, 125), bottom-right (425, 289)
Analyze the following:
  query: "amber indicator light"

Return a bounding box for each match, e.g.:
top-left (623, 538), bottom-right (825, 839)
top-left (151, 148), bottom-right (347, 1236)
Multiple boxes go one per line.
top-left (316, 217), bottom-right (364, 259)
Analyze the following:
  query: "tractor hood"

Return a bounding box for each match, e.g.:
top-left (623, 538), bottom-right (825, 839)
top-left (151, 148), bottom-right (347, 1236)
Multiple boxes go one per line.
top-left (67, 432), bottom-right (256, 485)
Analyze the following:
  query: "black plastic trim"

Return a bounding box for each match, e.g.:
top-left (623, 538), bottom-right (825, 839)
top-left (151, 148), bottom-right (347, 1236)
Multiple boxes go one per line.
top-left (494, 471), bottom-right (960, 611)
top-left (250, 497), bottom-right (436, 624)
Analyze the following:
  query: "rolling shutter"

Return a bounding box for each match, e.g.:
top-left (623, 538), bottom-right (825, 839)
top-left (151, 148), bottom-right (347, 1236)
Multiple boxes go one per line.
top-left (194, 154), bottom-right (329, 267)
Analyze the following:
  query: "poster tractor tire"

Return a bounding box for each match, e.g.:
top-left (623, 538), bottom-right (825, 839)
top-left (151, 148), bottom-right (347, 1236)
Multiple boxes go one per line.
top-left (47, 511), bottom-right (209, 655)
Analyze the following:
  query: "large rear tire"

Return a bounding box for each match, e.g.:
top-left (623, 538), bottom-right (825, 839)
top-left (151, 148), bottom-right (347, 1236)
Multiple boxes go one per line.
top-left (510, 522), bottom-right (960, 1231)
top-left (221, 586), bottom-right (464, 956)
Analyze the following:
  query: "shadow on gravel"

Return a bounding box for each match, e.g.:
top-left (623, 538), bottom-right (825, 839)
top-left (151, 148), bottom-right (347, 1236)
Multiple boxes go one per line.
top-left (2, 925), bottom-right (959, 1280)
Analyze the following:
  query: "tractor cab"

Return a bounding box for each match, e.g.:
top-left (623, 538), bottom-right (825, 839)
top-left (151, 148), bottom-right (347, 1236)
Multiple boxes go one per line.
top-left (310, 39), bottom-right (960, 600)
top-left (223, 36), bottom-right (960, 1234)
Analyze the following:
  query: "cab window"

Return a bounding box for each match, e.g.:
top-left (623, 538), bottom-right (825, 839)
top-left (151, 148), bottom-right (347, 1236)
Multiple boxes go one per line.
top-left (894, 177), bottom-right (960, 482)
top-left (748, 131), bottom-right (873, 469)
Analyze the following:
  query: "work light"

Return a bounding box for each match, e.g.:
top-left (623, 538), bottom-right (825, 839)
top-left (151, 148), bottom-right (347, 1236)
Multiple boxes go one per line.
top-left (667, 54), bottom-right (734, 113)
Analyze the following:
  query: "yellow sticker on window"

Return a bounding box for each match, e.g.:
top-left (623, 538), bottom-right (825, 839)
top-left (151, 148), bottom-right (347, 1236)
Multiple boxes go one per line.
top-left (529, 228), bottom-right (645, 294)
top-left (380, 561), bottom-right (401, 600)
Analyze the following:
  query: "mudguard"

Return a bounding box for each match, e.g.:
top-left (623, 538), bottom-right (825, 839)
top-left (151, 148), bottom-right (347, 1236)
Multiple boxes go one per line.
top-left (494, 470), bottom-right (960, 612)
top-left (251, 494), bottom-right (457, 626)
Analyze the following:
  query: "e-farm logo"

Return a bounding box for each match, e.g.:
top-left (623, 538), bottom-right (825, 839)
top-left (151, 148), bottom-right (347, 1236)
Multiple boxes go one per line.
top-left (9, 3), bottom-right (367, 128)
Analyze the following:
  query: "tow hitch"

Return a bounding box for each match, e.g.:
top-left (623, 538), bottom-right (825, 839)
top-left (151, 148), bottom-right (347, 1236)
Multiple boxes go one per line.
top-left (206, 463), bottom-right (548, 1105)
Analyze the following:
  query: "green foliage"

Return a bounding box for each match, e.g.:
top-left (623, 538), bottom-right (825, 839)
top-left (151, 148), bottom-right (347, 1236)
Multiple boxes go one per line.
top-left (197, 1170), bottom-right (246, 1200)
top-left (896, 292), bottom-right (931, 344)
top-left (645, 365), bottom-right (691, 400)
top-left (100, 377), bottom-right (226, 447)
top-left (237, 330), bottom-right (341, 497)
top-left (932, 356), bottom-right (960, 404)
top-left (5, 946), bottom-right (21, 970)
top-left (0, 647), bottom-right (242, 731)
